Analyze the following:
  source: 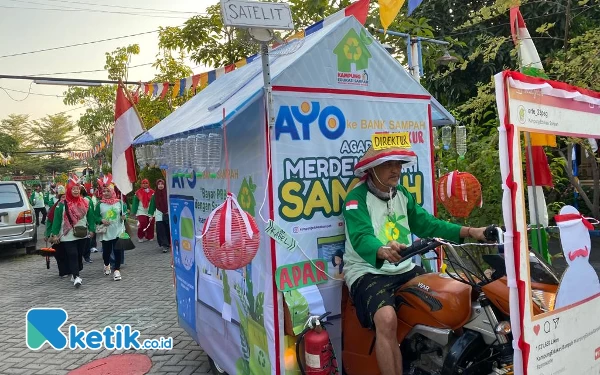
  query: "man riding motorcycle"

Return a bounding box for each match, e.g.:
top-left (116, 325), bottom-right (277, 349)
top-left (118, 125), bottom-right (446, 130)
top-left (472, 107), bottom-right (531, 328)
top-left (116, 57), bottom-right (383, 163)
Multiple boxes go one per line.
top-left (343, 145), bottom-right (489, 375)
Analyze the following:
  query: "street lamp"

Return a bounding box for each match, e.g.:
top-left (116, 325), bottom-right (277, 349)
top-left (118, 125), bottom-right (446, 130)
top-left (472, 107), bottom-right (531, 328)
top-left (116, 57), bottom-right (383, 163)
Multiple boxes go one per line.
top-left (437, 50), bottom-right (459, 65)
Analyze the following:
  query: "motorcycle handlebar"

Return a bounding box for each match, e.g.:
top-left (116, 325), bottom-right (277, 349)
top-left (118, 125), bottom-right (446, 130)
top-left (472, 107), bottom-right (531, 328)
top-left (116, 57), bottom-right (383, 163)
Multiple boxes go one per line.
top-left (392, 224), bottom-right (504, 266)
top-left (394, 238), bottom-right (441, 266)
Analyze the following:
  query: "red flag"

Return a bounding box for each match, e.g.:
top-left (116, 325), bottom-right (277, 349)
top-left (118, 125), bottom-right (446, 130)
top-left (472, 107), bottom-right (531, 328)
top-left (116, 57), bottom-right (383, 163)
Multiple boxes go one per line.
top-left (160, 82), bottom-right (170, 100)
top-left (345, 0), bottom-right (370, 24)
top-left (112, 84), bottom-right (144, 195)
top-left (525, 146), bottom-right (553, 187)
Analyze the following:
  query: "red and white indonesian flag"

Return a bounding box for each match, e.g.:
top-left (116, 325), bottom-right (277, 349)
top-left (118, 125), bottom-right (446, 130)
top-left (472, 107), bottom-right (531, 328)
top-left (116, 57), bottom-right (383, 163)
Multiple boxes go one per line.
top-left (112, 84), bottom-right (144, 196)
top-left (346, 200), bottom-right (358, 210)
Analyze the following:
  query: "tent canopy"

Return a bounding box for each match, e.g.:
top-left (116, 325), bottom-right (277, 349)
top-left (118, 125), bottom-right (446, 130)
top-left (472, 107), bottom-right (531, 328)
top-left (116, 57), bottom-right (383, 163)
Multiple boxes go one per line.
top-left (134, 17), bottom-right (455, 145)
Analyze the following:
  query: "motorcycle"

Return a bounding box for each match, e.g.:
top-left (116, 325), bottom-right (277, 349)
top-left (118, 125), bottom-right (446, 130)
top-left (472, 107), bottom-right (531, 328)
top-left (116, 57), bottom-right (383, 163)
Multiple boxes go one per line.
top-left (337, 226), bottom-right (561, 375)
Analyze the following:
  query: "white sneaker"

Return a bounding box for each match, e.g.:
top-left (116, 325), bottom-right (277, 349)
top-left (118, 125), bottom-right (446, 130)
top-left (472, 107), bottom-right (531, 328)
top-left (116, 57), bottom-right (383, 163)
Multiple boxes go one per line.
top-left (104, 265), bottom-right (111, 275)
top-left (73, 277), bottom-right (82, 288)
top-left (148, 238), bottom-right (154, 241)
top-left (91, 247), bottom-right (98, 253)
top-left (70, 275), bottom-right (74, 282)
top-left (138, 238), bottom-right (145, 243)
top-left (113, 270), bottom-right (121, 281)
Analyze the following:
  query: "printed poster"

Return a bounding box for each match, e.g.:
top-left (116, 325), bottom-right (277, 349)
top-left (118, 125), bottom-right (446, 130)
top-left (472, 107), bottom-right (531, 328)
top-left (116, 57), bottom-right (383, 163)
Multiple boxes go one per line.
top-left (170, 194), bottom-right (196, 332)
top-left (496, 71), bottom-right (600, 375)
top-left (272, 91), bottom-right (434, 270)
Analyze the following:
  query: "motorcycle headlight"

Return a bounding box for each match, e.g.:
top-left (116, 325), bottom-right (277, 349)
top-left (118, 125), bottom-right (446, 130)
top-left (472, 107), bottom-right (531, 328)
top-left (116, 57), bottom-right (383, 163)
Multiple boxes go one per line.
top-left (495, 321), bottom-right (512, 335)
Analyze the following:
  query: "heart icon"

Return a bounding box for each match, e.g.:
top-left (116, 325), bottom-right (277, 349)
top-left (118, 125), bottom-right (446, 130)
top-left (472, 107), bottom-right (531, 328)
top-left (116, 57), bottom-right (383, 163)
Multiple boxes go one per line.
top-left (533, 324), bottom-right (540, 336)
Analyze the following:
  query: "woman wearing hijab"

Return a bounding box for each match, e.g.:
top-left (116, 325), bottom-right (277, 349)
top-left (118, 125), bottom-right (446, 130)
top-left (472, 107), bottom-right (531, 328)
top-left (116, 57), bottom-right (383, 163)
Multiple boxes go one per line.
top-left (45, 186), bottom-right (68, 277)
top-left (96, 183), bottom-right (128, 281)
top-left (49, 179), bottom-right (96, 288)
top-left (154, 179), bottom-right (170, 253)
top-left (131, 178), bottom-right (156, 242)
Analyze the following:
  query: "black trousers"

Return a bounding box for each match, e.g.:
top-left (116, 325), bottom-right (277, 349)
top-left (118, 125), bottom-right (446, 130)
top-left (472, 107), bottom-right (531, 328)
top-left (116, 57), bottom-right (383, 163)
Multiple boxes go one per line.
top-left (34, 207), bottom-right (47, 226)
top-left (63, 239), bottom-right (85, 278)
top-left (53, 242), bottom-right (70, 276)
top-left (83, 236), bottom-right (96, 259)
top-left (156, 218), bottom-right (171, 248)
top-left (102, 239), bottom-right (121, 270)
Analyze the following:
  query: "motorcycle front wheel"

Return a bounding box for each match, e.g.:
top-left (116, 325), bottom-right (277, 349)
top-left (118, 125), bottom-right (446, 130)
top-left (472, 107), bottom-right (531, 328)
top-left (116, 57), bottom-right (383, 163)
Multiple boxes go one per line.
top-left (440, 331), bottom-right (498, 375)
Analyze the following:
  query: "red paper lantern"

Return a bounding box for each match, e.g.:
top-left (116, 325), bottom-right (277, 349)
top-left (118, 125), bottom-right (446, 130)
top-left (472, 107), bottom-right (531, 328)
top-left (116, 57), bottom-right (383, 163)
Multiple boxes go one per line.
top-left (437, 171), bottom-right (483, 218)
top-left (201, 193), bottom-right (260, 270)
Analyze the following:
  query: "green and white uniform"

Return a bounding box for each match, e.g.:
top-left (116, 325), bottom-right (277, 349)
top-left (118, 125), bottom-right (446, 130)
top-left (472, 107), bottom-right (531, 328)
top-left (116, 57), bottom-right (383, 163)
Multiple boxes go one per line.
top-left (343, 182), bottom-right (462, 290)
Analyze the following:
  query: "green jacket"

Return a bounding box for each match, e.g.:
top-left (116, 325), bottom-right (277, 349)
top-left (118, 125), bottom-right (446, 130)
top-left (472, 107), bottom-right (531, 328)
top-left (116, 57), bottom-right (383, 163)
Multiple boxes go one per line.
top-left (49, 202), bottom-right (96, 237)
top-left (95, 201), bottom-right (128, 225)
top-left (342, 182), bottom-right (462, 289)
top-left (131, 195), bottom-right (156, 216)
top-left (45, 219), bottom-right (53, 238)
top-left (29, 192), bottom-right (44, 207)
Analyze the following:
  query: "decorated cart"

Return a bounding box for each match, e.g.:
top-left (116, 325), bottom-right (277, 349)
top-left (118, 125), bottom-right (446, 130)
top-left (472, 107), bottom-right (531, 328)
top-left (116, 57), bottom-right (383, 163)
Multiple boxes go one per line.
top-left (133, 15), bottom-right (457, 375)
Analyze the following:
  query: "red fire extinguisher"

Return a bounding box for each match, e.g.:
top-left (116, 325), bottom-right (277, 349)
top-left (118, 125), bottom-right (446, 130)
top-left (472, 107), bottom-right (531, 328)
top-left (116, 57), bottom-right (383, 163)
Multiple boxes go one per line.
top-left (296, 312), bottom-right (339, 375)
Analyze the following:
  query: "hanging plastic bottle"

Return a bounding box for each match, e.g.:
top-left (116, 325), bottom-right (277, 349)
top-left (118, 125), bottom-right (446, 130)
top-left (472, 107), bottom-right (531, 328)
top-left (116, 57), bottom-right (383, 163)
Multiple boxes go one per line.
top-left (207, 133), bottom-right (223, 170)
top-left (194, 134), bottom-right (208, 172)
top-left (135, 146), bottom-right (146, 168)
top-left (432, 126), bottom-right (440, 149)
top-left (182, 136), bottom-right (191, 169)
top-left (134, 147), bottom-right (143, 168)
top-left (441, 125), bottom-right (452, 150)
top-left (455, 125), bottom-right (467, 159)
top-left (174, 138), bottom-right (183, 169)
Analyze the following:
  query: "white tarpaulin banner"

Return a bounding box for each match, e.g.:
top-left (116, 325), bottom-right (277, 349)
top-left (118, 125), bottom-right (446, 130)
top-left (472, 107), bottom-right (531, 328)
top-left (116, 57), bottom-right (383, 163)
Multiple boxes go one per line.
top-left (270, 89), bottom-right (434, 370)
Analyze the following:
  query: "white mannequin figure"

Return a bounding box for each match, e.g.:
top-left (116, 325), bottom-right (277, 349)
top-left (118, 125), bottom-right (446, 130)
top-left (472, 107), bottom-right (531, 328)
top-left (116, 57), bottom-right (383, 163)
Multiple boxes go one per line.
top-left (554, 205), bottom-right (600, 309)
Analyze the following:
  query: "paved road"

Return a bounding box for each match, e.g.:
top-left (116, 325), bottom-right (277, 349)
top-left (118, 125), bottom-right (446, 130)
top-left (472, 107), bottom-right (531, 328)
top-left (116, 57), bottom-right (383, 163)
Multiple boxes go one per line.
top-left (0, 226), bottom-right (212, 375)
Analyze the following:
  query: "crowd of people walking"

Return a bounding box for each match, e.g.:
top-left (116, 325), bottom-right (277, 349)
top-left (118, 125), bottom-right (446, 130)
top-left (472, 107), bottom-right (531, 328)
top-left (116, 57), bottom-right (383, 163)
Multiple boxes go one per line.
top-left (38, 174), bottom-right (171, 288)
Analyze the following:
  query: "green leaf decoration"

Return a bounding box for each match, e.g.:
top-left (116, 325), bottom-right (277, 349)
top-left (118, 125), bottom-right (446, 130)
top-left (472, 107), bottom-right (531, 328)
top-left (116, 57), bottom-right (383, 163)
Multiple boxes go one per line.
top-left (240, 322), bottom-right (250, 362)
top-left (360, 28), bottom-right (373, 45)
top-left (223, 270), bottom-right (232, 305)
top-left (254, 292), bottom-right (264, 326)
top-left (236, 358), bottom-right (250, 375)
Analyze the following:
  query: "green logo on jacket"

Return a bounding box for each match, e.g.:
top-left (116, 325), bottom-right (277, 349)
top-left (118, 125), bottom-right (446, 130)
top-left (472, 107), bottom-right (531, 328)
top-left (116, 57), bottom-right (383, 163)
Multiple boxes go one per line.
top-left (378, 214), bottom-right (411, 245)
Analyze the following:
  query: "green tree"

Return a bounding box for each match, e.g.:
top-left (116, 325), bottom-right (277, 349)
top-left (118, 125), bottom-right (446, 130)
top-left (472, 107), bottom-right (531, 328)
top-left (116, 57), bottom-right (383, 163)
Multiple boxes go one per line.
top-left (0, 114), bottom-right (30, 149)
top-left (157, 5), bottom-right (258, 68)
top-left (30, 113), bottom-right (76, 151)
top-left (0, 133), bottom-right (17, 155)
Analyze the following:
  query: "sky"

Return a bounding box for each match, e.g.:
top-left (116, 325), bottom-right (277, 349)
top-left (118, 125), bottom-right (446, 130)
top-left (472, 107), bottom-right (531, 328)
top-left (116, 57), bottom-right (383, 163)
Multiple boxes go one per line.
top-left (0, 0), bottom-right (219, 133)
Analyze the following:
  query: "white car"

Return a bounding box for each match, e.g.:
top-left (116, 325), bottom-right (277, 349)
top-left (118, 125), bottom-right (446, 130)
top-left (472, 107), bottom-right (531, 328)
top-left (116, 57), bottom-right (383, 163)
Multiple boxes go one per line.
top-left (0, 181), bottom-right (37, 254)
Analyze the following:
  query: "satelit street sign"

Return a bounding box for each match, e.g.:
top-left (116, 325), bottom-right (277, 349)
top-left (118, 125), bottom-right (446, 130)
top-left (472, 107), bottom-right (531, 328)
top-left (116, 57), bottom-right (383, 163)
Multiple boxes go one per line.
top-left (220, 0), bottom-right (294, 30)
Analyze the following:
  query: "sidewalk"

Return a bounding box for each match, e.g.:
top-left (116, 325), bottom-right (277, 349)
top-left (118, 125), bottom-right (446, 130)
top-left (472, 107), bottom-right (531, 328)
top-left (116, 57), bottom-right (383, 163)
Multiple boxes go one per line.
top-left (0, 226), bottom-right (211, 375)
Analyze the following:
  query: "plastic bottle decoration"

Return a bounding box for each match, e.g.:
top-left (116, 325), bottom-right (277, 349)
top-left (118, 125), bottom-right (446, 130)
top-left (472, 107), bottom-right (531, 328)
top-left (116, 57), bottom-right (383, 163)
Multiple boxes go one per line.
top-left (200, 193), bottom-right (260, 270)
top-left (174, 138), bottom-right (184, 169)
top-left (135, 146), bottom-right (146, 168)
top-left (441, 125), bottom-right (452, 150)
top-left (437, 171), bottom-right (483, 218)
top-left (432, 126), bottom-right (439, 149)
top-left (147, 145), bottom-right (157, 168)
top-left (207, 133), bottom-right (223, 170)
top-left (193, 134), bottom-right (208, 171)
top-left (455, 125), bottom-right (467, 159)
top-left (161, 141), bottom-right (171, 169)
top-left (183, 136), bottom-right (195, 169)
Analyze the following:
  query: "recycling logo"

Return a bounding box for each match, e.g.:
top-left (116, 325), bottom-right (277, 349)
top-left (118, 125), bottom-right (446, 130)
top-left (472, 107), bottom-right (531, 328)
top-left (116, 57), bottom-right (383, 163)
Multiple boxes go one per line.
top-left (257, 348), bottom-right (267, 368)
top-left (343, 36), bottom-right (362, 61)
top-left (333, 28), bottom-right (373, 86)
